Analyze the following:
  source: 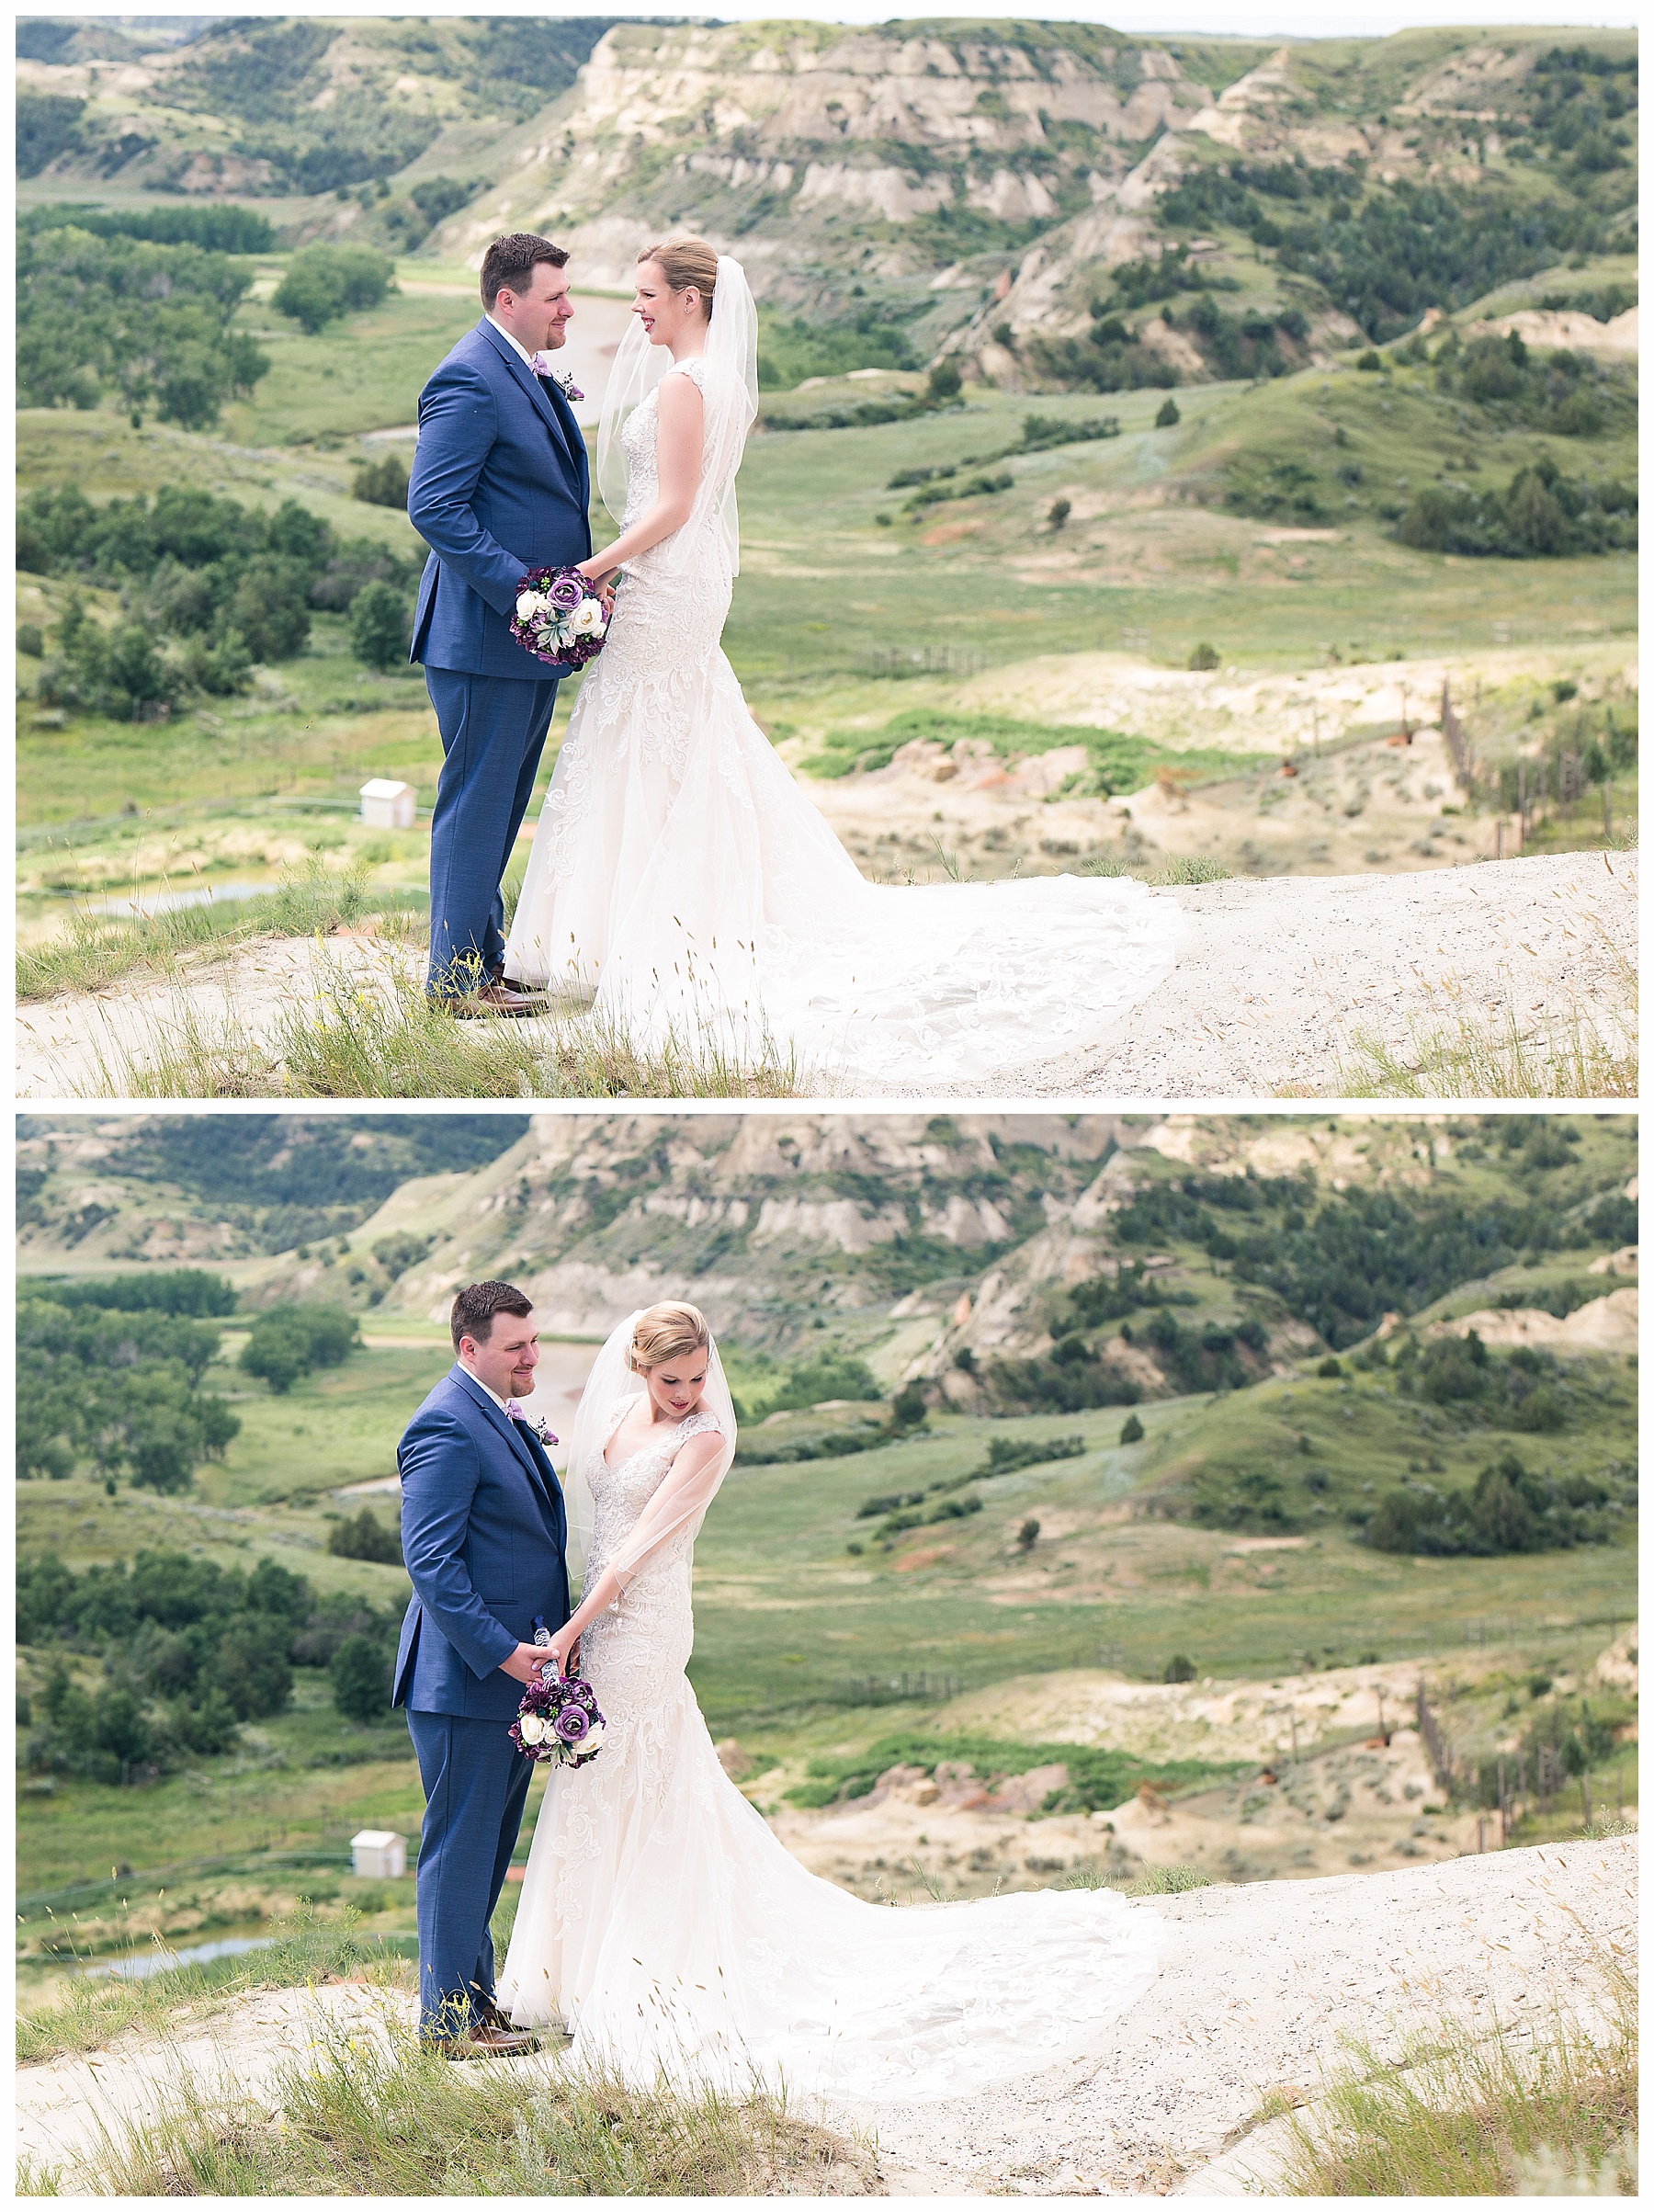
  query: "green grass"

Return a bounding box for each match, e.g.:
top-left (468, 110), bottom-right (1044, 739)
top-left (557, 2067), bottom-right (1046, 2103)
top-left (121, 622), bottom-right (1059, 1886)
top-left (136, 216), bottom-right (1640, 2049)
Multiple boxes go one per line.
top-left (219, 278), bottom-right (481, 451)
top-left (784, 1730), bottom-right (1240, 1812)
top-left (805, 706), bottom-right (1272, 790)
top-left (1277, 1957), bottom-right (1637, 2195)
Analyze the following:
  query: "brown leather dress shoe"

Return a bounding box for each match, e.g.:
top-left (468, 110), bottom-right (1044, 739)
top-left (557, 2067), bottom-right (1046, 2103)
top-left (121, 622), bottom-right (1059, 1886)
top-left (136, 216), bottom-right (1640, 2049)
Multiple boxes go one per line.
top-left (447, 982), bottom-right (545, 1021)
top-left (438, 2020), bottom-right (538, 2059)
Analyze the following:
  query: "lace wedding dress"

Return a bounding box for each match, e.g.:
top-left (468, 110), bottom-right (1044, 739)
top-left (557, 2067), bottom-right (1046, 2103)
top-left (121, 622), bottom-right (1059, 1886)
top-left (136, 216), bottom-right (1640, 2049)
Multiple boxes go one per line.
top-left (495, 1392), bottom-right (1163, 2103)
top-left (502, 261), bottom-right (1184, 1090)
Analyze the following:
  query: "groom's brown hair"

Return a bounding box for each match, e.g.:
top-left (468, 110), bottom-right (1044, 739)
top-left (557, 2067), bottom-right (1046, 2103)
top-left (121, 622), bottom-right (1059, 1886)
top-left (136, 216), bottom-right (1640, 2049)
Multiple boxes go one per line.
top-left (451, 1279), bottom-right (533, 1353)
top-left (481, 233), bottom-right (568, 308)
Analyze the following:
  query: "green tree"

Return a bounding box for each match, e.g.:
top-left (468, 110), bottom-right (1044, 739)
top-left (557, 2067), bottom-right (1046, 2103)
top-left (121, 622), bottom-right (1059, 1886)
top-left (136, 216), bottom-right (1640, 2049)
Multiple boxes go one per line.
top-left (349, 580), bottom-right (412, 670)
top-left (332, 1634), bottom-right (391, 1723)
top-left (273, 245), bottom-right (395, 334)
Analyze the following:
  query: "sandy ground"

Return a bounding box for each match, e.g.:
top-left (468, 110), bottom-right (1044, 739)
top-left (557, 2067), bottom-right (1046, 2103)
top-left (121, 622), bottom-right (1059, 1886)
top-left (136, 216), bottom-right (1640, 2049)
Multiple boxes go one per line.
top-left (946, 848), bottom-right (1637, 1101)
top-left (17, 1841), bottom-right (1634, 2194)
top-left (16, 850), bottom-right (1634, 1100)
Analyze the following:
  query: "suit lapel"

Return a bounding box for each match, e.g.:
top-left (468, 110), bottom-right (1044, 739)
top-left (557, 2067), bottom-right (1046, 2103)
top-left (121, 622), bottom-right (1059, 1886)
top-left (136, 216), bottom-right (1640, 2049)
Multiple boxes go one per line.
top-left (452, 1367), bottom-right (559, 1527)
top-left (477, 318), bottom-right (581, 493)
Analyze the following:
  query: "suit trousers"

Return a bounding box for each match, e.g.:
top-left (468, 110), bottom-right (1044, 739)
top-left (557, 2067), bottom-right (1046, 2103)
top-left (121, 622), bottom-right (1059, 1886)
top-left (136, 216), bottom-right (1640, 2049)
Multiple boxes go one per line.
top-left (406, 1707), bottom-right (535, 2038)
top-left (424, 668), bottom-right (560, 993)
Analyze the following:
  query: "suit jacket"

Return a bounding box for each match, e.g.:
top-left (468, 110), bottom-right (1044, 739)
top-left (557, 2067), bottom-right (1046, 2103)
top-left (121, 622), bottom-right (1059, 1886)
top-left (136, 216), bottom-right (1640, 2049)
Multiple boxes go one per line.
top-left (392, 1365), bottom-right (572, 1720)
top-left (408, 319), bottom-right (593, 681)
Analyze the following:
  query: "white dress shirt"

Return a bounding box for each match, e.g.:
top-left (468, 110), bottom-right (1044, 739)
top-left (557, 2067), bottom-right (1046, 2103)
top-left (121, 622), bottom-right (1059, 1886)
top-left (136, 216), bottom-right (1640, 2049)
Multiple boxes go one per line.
top-left (461, 1362), bottom-right (517, 1417)
top-left (486, 313), bottom-right (540, 374)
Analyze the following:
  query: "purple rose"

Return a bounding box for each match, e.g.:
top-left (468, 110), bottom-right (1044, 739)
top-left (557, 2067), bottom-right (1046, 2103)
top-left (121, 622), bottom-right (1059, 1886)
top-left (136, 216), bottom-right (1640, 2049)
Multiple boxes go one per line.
top-left (553, 1704), bottom-right (591, 1744)
top-left (548, 573), bottom-right (584, 615)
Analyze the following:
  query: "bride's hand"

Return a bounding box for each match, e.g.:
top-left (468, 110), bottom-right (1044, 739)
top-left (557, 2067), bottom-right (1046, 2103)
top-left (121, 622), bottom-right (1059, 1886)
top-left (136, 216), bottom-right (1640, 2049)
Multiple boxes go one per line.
top-left (575, 556), bottom-right (617, 588)
top-left (547, 1623), bottom-right (581, 1675)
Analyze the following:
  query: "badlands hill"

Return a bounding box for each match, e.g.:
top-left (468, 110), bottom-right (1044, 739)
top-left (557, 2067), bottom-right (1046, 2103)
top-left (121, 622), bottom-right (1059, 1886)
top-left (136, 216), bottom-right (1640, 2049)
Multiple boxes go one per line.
top-left (17, 1106), bottom-right (1637, 1407)
top-left (18, 16), bottom-right (1637, 379)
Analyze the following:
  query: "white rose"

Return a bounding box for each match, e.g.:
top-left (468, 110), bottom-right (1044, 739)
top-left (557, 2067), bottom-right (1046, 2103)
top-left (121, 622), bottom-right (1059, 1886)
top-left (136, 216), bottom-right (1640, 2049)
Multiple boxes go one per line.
top-left (518, 1713), bottom-right (545, 1745)
top-left (571, 602), bottom-right (598, 636)
top-left (581, 1721), bottom-right (606, 1750)
top-left (515, 592), bottom-right (541, 620)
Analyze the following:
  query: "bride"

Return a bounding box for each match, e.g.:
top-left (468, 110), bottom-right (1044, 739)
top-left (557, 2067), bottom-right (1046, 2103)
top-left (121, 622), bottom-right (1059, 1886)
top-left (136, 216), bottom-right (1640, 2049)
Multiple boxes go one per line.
top-left (502, 238), bottom-right (1183, 1088)
top-left (496, 1301), bottom-right (1162, 2101)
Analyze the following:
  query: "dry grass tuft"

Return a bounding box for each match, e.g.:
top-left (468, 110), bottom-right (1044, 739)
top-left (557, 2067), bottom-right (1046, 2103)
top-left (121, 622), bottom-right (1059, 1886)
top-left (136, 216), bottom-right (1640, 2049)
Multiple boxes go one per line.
top-left (1338, 872), bottom-right (1637, 1100)
top-left (17, 860), bottom-right (421, 1004)
top-left (17, 1915), bottom-right (408, 2065)
top-left (76, 948), bottom-right (804, 1100)
top-left (1277, 1957), bottom-right (1637, 2195)
top-left (24, 2003), bottom-right (882, 2197)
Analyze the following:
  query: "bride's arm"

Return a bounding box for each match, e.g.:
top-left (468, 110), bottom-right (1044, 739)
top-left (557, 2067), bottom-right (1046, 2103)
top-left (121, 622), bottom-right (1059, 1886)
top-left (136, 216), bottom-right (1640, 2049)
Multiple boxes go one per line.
top-left (546, 1429), bottom-right (724, 1671)
top-left (576, 373), bottom-right (703, 584)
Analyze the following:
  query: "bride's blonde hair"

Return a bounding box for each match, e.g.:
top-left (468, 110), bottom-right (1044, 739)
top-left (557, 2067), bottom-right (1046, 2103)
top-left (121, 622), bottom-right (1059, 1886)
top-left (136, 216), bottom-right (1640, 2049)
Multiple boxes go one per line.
top-left (629, 1300), bottom-right (711, 1371)
top-left (639, 236), bottom-right (717, 319)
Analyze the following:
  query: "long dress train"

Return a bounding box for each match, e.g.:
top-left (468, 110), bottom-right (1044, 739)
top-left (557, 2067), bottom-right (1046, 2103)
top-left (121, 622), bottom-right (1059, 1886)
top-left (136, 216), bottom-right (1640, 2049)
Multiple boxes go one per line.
top-left (496, 1399), bottom-right (1162, 2103)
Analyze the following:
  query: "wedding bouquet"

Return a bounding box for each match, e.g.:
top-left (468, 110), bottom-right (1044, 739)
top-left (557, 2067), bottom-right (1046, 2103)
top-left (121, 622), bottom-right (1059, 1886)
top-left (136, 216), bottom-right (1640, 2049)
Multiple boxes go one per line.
top-left (511, 566), bottom-right (609, 669)
top-left (511, 1663), bottom-right (606, 1767)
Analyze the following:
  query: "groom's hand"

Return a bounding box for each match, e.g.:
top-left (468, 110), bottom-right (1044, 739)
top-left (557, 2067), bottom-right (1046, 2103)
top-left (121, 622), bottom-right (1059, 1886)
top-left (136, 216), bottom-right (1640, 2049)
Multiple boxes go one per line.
top-left (501, 1643), bottom-right (549, 1685)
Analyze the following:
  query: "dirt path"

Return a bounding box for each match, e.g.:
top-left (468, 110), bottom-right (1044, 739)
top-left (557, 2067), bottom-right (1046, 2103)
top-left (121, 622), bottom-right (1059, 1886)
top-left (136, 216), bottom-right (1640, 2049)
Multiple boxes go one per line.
top-left (16, 851), bottom-right (1633, 1100)
top-left (17, 1842), bottom-right (1633, 2194)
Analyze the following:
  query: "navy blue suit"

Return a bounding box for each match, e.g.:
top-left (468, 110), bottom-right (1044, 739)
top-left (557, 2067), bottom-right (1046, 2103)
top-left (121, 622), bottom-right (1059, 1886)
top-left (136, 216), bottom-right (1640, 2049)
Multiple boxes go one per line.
top-left (408, 318), bottom-right (593, 993)
top-left (392, 1364), bottom-right (572, 2037)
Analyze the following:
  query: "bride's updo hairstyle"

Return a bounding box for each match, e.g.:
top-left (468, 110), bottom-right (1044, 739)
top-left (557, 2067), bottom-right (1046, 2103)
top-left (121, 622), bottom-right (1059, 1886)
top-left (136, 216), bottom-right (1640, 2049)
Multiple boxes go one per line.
top-left (629, 1300), bottom-right (711, 1372)
top-left (639, 236), bottom-right (717, 321)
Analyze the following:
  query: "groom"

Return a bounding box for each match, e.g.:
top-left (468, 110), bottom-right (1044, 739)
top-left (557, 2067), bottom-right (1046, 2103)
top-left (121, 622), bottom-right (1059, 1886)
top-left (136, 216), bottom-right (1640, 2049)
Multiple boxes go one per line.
top-left (408, 233), bottom-right (592, 1015)
top-left (392, 1280), bottom-right (572, 2053)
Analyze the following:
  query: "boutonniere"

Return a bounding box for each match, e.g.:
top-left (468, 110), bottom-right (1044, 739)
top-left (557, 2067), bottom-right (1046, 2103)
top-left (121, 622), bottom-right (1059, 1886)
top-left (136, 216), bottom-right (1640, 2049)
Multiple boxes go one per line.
top-left (506, 1405), bottom-right (560, 1448)
top-left (529, 353), bottom-right (583, 403)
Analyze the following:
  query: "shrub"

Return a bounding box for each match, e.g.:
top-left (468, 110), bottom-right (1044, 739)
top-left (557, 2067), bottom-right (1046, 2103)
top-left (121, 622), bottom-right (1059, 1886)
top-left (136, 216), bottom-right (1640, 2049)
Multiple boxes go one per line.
top-left (1188, 642), bottom-right (1219, 671)
top-left (1365, 1449), bottom-right (1622, 1558)
top-left (1155, 395), bottom-right (1181, 426)
top-left (1163, 1654), bottom-right (1196, 1684)
top-left (17, 623), bottom-right (43, 659)
top-left (1016, 1517), bottom-right (1040, 1551)
top-left (352, 452), bottom-right (410, 510)
top-left (349, 580), bottom-right (412, 671)
top-left (328, 1508), bottom-right (402, 1565)
top-left (1120, 1412), bottom-right (1145, 1445)
top-left (331, 1634), bottom-right (391, 1723)
top-left (926, 361), bottom-right (962, 402)
top-left (1356, 349), bottom-right (1383, 371)
top-left (1048, 496), bottom-right (1071, 530)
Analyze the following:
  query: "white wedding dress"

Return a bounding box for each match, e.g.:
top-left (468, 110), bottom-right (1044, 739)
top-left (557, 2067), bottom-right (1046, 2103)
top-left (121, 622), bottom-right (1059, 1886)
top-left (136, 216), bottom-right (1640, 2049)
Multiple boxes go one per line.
top-left (496, 1385), bottom-right (1163, 2104)
top-left (502, 264), bottom-right (1183, 1090)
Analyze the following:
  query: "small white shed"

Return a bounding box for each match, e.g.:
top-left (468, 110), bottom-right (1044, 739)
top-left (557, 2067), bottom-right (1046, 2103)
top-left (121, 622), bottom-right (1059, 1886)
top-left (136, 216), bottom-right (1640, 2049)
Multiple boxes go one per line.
top-left (351, 1829), bottom-right (407, 1879)
top-left (359, 778), bottom-right (416, 830)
